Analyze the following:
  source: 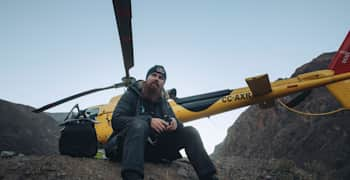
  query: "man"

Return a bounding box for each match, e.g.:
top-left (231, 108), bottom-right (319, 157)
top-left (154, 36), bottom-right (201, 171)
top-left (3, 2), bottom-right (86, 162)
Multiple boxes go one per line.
top-left (108, 65), bottom-right (218, 180)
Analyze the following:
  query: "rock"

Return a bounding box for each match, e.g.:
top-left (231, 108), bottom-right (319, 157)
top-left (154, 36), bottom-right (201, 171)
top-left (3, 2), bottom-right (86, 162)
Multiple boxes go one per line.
top-left (0, 154), bottom-right (315, 180)
top-left (0, 151), bottom-right (16, 158)
top-left (0, 155), bottom-right (199, 180)
top-left (0, 99), bottom-right (60, 155)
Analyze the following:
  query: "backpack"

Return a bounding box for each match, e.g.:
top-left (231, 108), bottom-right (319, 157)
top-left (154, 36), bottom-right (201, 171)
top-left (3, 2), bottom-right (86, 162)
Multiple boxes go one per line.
top-left (59, 104), bottom-right (98, 157)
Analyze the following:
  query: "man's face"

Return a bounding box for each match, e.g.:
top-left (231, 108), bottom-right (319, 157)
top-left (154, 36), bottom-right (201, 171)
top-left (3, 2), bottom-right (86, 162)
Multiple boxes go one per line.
top-left (146, 72), bottom-right (165, 89)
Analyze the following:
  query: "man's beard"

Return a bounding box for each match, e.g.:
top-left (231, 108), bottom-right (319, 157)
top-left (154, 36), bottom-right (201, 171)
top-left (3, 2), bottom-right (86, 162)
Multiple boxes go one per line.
top-left (142, 80), bottom-right (162, 102)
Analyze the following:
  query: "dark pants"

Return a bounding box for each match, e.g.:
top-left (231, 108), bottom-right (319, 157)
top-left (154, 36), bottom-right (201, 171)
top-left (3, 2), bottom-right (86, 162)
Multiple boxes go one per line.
top-left (119, 119), bottom-right (216, 178)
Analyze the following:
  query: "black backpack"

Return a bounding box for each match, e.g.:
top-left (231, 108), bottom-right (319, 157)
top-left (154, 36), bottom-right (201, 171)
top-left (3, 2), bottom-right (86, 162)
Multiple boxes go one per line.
top-left (59, 104), bottom-right (98, 157)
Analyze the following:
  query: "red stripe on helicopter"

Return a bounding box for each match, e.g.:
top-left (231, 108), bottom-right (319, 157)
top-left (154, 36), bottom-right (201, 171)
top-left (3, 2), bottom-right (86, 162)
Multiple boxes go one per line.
top-left (328, 31), bottom-right (350, 74)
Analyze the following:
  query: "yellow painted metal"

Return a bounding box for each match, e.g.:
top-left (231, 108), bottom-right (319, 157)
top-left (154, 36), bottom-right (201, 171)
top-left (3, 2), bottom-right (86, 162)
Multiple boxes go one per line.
top-left (94, 95), bottom-right (121, 143)
top-left (326, 79), bottom-right (350, 109)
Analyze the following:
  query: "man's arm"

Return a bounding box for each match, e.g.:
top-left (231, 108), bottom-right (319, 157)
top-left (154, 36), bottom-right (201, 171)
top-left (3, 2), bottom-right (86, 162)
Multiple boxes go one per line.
top-left (111, 90), bottom-right (152, 132)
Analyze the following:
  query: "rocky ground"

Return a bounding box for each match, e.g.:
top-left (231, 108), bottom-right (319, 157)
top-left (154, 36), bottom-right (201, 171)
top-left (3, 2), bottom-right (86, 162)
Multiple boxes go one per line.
top-left (1, 153), bottom-right (316, 180)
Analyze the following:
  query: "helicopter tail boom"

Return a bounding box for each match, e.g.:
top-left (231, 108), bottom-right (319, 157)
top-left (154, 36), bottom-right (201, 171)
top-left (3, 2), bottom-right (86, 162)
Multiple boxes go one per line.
top-left (326, 80), bottom-right (350, 109)
top-left (326, 31), bottom-right (350, 109)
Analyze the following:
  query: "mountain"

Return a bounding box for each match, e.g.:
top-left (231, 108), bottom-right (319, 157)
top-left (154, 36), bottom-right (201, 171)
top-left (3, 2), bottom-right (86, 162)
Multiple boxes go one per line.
top-left (213, 52), bottom-right (350, 179)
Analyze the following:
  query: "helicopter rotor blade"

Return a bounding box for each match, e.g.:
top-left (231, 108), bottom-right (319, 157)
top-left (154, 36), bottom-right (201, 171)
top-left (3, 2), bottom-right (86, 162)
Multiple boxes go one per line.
top-left (33, 82), bottom-right (125, 113)
top-left (112, 0), bottom-right (134, 78)
top-left (34, 1), bottom-right (136, 113)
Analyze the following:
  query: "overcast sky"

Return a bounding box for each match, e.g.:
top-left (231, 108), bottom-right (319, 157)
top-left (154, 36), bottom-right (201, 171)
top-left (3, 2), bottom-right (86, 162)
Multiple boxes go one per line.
top-left (1, 0), bottom-right (349, 153)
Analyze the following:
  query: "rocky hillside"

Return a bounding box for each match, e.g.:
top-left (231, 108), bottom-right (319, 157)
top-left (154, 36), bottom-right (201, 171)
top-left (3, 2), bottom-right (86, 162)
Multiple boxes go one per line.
top-left (213, 52), bottom-right (350, 179)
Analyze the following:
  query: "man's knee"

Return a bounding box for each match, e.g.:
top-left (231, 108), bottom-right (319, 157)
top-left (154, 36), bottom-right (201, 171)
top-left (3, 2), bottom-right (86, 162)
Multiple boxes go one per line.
top-left (182, 126), bottom-right (200, 139)
top-left (128, 120), bottom-right (150, 137)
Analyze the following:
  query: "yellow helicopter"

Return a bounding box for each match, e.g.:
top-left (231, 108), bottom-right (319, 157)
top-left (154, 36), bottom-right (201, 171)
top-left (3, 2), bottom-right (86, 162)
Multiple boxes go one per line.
top-left (33, 0), bottom-right (350, 156)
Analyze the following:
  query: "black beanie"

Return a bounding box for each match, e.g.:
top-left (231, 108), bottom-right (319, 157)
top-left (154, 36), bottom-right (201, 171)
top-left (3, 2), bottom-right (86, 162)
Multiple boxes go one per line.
top-left (146, 65), bottom-right (166, 80)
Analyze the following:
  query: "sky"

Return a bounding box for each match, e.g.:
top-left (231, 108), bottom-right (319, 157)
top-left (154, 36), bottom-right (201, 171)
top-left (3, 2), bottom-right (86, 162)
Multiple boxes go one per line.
top-left (1, 0), bottom-right (349, 154)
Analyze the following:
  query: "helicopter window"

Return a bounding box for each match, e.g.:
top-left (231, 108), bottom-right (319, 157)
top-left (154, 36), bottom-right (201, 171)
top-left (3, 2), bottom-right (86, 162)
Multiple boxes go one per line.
top-left (175, 89), bottom-right (232, 105)
top-left (85, 107), bottom-right (99, 120)
top-left (175, 89), bottom-right (232, 112)
top-left (63, 104), bottom-right (81, 120)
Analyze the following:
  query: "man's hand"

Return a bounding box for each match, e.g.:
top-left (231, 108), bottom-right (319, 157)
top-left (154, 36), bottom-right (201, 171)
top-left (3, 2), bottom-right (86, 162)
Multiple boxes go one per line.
top-left (150, 118), bottom-right (169, 133)
top-left (166, 118), bottom-right (177, 131)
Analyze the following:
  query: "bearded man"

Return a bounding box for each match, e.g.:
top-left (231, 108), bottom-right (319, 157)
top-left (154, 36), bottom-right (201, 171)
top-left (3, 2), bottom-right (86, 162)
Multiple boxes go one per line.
top-left (109, 65), bottom-right (218, 180)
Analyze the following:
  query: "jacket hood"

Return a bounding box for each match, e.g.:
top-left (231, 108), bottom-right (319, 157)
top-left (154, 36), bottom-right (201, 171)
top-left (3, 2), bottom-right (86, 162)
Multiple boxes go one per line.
top-left (128, 80), bottom-right (144, 96)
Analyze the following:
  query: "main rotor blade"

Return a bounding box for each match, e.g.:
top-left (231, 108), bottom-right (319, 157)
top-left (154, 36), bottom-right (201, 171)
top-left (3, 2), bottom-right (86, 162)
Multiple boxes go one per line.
top-left (113, 0), bottom-right (134, 78)
top-left (33, 83), bottom-right (125, 113)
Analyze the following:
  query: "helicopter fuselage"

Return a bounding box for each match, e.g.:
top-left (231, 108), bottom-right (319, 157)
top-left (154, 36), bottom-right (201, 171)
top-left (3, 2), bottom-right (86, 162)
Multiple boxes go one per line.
top-left (93, 69), bottom-right (350, 144)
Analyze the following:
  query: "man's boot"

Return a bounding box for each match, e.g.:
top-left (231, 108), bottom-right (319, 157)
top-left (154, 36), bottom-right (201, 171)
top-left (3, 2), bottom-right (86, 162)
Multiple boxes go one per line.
top-left (122, 170), bottom-right (143, 180)
top-left (200, 173), bottom-right (219, 180)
